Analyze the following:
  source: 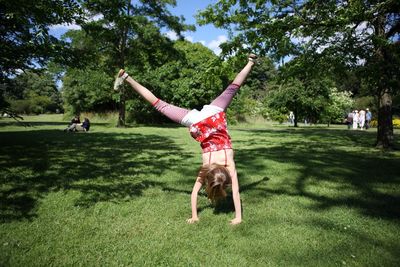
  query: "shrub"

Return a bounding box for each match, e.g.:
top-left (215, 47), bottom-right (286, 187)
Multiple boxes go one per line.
top-left (370, 119), bottom-right (400, 128)
top-left (10, 99), bottom-right (31, 114)
top-left (268, 112), bottom-right (287, 124)
top-left (9, 94), bottom-right (53, 115)
top-left (394, 118), bottom-right (400, 128)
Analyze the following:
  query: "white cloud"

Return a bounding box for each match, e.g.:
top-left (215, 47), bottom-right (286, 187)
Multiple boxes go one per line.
top-left (50, 23), bottom-right (81, 31)
top-left (91, 14), bottom-right (103, 22)
top-left (207, 35), bottom-right (228, 55)
top-left (355, 21), bottom-right (373, 36)
top-left (165, 30), bottom-right (179, 40)
top-left (183, 34), bottom-right (228, 55)
top-left (184, 35), bottom-right (194, 42)
top-left (165, 31), bottom-right (228, 55)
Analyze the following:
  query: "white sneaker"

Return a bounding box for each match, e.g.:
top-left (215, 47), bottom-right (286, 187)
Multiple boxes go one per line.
top-left (113, 69), bottom-right (128, 91)
top-left (248, 53), bottom-right (258, 63)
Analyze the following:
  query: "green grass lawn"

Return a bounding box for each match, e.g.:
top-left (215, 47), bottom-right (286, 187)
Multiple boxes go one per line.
top-left (1, 115), bottom-right (399, 266)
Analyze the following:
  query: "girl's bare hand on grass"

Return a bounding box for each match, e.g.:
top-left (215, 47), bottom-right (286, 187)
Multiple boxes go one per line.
top-left (187, 217), bottom-right (199, 224)
top-left (230, 218), bottom-right (242, 225)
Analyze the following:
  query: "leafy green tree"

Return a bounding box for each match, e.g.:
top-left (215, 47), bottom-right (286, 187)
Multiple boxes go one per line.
top-left (265, 77), bottom-right (331, 126)
top-left (10, 93), bottom-right (53, 115)
top-left (78, 0), bottom-right (194, 126)
top-left (14, 71), bottom-right (59, 100)
top-left (321, 88), bottom-right (354, 126)
top-left (59, 28), bottom-right (118, 115)
top-left (267, 54), bottom-right (334, 127)
top-left (227, 85), bottom-right (260, 123)
top-left (354, 96), bottom-right (375, 112)
top-left (0, 0), bottom-right (83, 117)
top-left (126, 42), bottom-right (276, 124)
top-left (125, 40), bottom-right (228, 123)
top-left (198, 0), bottom-right (400, 148)
top-left (222, 55), bottom-right (277, 123)
top-left (0, 0), bottom-right (82, 77)
top-left (245, 56), bottom-right (277, 100)
top-left (5, 70), bottom-right (62, 114)
top-left (62, 68), bottom-right (115, 115)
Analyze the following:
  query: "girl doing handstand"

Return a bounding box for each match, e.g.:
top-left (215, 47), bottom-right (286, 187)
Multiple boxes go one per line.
top-left (114, 54), bottom-right (257, 224)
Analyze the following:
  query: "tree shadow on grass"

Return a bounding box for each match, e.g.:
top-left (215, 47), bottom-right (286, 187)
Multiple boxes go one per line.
top-left (234, 128), bottom-right (400, 221)
top-left (69, 180), bottom-right (166, 207)
top-left (0, 129), bottom-right (194, 222)
top-left (0, 120), bottom-right (114, 129)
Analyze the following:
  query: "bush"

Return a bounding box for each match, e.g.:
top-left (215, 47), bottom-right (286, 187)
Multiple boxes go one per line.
top-left (370, 120), bottom-right (377, 127)
top-left (9, 94), bottom-right (53, 115)
top-left (370, 118), bottom-right (400, 128)
top-left (10, 99), bottom-right (31, 114)
top-left (227, 86), bottom-right (261, 124)
top-left (268, 112), bottom-right (287, 124)
top-left (394, 118), bottom-right (400, 128)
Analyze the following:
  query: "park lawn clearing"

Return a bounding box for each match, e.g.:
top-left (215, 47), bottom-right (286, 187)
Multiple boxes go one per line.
top-left (1, 115), bottom-right (399, 266)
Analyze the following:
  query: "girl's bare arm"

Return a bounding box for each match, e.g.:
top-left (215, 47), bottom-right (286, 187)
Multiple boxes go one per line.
top-left (187, 177), bottom-right (203, 223)
top-left (229, 167), bottom-right (242, 225)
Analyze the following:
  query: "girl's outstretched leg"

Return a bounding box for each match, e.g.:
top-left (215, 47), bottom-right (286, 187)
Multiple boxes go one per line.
top-left (114, 69), bottom-right (158, 104)
top-left (114, 70), bottom-right (190, 124)
top-left (210, 54), bottom-right (257, 110)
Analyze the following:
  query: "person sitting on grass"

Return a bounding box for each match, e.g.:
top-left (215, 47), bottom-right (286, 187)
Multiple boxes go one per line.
top-left (113, 54), bottom-right (258, 225)
top-left (70, 115), bottom-right (80, 125)
top-left (65, 117), bottom-right (90, 132)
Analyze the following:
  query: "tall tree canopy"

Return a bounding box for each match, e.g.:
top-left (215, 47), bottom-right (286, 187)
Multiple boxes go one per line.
top-left (125, 40), bottom-right (227, 123)
top-left (78, 0), bottom-right (194, 126)
top-left (198, 0), bottom-right (400, 149)
top-left (0, 0), bottom-right (82, 78)
top-left (7, 70), bottom-right (62, 114)
top-left (0, 0), bottom-right (83, 117)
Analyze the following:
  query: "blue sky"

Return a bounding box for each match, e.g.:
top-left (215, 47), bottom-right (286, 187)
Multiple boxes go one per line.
top-left (167, 0), bottom-right (229, 54)
top-left (49, 0), bottom-right (229, 55)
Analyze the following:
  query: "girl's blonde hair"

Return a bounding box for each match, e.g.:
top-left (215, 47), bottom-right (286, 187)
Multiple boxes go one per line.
top-left (199, 164), bottom-right (232, 203)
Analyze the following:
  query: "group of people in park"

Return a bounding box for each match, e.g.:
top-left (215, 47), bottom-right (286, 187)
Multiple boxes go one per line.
top-left (346, 108), bottom-right (372, 130)
top-left (64, 115), bottom-right (90, 132)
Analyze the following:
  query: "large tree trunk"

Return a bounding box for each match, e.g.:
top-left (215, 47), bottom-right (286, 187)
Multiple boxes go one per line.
top-left (116, 3), bottom-right (129, 128)
top-left (117, 105), bottom-right (126, 127)
top-left (116, 72), bottom-right (126, 127)
top-left (117, 89), bottom-right (126, 127)
top-left (373, 14), bottom-right (395, 149)
top-left (376, 89), bottom-right (394, 149)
